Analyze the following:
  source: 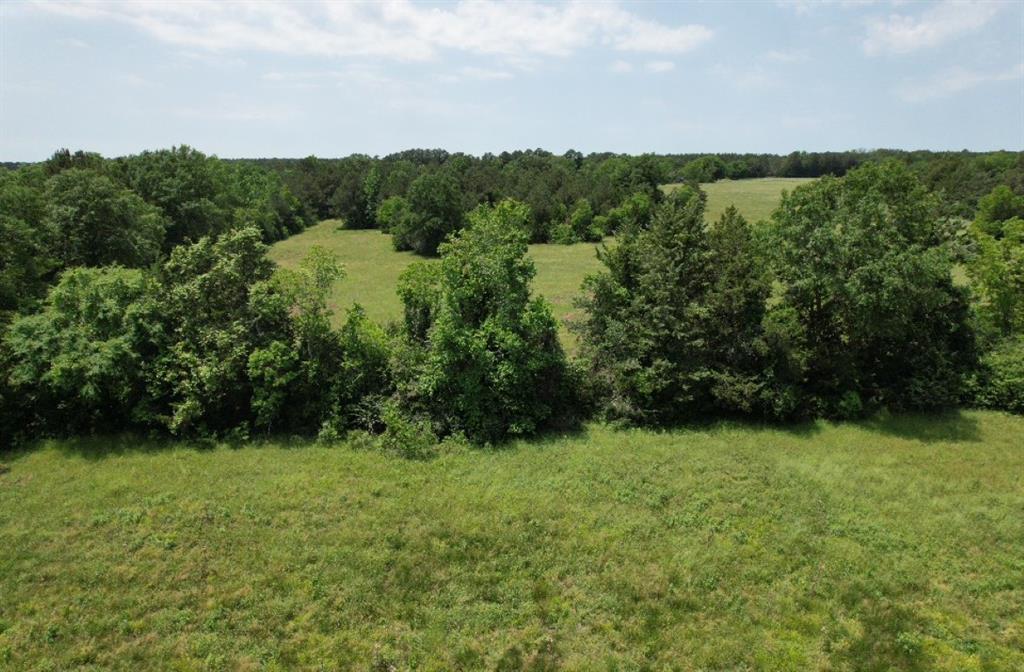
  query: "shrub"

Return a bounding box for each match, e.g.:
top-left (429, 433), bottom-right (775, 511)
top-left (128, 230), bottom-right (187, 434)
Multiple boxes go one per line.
top-left (3, 266), bottom-right (155, 434)
top-left (375, 195), bottom-right (411, 233)
top-left (396, 201), bottom-right (569, 442)
top-left (967, 336), bottom-right (1024, 414)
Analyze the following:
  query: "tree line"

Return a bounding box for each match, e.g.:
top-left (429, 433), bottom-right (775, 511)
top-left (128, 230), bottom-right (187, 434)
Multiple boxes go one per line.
top-left (253, 148), bottom-right (1024, 246)
top-left (0, 147), bottom-right (1021, 451)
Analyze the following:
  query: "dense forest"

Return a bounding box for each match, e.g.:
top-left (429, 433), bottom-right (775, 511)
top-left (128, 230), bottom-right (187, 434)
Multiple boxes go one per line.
top-left (1, 146), bottom-right (1022, 448)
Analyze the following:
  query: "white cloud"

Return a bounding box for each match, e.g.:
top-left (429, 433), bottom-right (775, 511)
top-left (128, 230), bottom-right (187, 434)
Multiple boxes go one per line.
top-left (32, 0), bottom-right (713, 61)
top-left (610, 60), bottom-right (634, 74)
top-left (896, 63), bottom-right (1024, 102)
top-left (863, 1), bottom-right (1001, 55)
top-left (776, 0), bottom-right (883, 15)
top-left (645, 61), bottom-right (676, 73)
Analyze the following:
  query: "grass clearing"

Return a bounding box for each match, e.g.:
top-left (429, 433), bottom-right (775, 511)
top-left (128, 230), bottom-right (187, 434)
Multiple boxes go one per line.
top-left (269, 223), bottom-right (604, 351)
top-left (269, 178), bottom-right (811, 350)
top-left (1, 410), bottom-right (1022, 669)
top-left (664, 177), bottom-right (816, 224)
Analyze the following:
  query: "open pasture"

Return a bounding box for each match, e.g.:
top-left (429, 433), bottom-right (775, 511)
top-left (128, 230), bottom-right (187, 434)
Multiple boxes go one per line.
top-left (2, 411), bottom-right (1021, 670)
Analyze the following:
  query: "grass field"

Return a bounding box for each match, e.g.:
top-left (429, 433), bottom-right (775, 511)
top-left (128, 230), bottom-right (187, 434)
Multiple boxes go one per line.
top-left (2, 411), bottom-right (1022, 670)
top-left (664, 177), bottom-right (816, 224)
top-left (269, 178), bottom-right (812, 350)
top-left (269, 224), bottom-right (604, 351)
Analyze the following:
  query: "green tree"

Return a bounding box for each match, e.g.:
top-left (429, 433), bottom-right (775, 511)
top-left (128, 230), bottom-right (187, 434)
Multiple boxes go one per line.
top-left (681, 155), bottom-right (726, 184)
top-left (3, 266), bottom-right (155, 433)
top-left (115, 145), bottom-right (228, 248)
top-left (0, 167), bottom-right (54, 321)
top-left (46, 169), bottom-right (166, 268)
top-left (574, 188), bottom-right (772, 422)
top-left (145, 227), bottom-right (291, 436)
top-left (397, 201), bottom-right (568, 442)
top-left (767, 161), bottom-right (976, 415)
top-left (392, 171), bottom-right (464, 256)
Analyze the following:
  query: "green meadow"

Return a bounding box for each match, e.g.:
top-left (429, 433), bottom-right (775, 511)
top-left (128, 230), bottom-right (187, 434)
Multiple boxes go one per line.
top-left (2, 411), bottom-right (1022, 670)
top-left (269, 178), bottom-right (810, 349)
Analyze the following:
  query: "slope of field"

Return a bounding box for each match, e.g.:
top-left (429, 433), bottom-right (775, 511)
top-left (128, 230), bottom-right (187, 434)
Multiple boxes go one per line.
top-left (2, 411), bottom-right (1022, 669)
top-left (664, 177), bottom-right (815, 223)
top-left (269, 179), bottom-right (811, 348)
top-left (269, 223), bottom-right (604, 349)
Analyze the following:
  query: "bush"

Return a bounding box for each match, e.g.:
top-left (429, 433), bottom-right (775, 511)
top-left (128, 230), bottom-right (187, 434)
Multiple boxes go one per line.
top-left (3, 266), bottom-right (155, 434)
top-left (375, 195), bottom-right (411, 233)
top-left (968, 337), bottom-right (1024, 413)
top-left (396, 201), bottom-right (570, 442)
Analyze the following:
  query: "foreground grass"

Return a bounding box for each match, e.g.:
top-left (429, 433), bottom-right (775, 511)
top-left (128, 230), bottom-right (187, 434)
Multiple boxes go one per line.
top-left (1, 411), bottom-right (1022, 670)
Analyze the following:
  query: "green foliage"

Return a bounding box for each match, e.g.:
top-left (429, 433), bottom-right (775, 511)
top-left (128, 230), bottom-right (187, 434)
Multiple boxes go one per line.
top-left (329, 156), bottom-right (380, 229)
top-left (145, 227), bottom-right (290, 436)
top-left (974, 185), bottom-right (1024, 237)
top-left (0, 168), bottom-right (54, 321)
top-left (375, 195), bottom-right (411, 233)
top-left (391, 171), bottom-right (464, 256)
top-left (967, 336), bottom-right (1024, 414)
top-left (767, 161), bottom-right (976, 415)
top-left (552, 198), bottom-right (602, 245)
top-left (377, 399), bottom-right (438, 459)
top-left (397, 201), bottom-right (569, 442)
top-left (968, 187), bottom-right (1024, 342)
top-left (574, 189), bottom-right (773, 423)
top-left (46, 169), bottom-right (166, 268)
top-left (396, 261), bottom-right (441, 342)
top-left (681, 155), bottom-right (726, 183)
top-left (115, 146), bottom-right (228, 248)
top-left (602, 191), bottom-right (654, 235)
top-left (3, 267), bottom-right (155, 433)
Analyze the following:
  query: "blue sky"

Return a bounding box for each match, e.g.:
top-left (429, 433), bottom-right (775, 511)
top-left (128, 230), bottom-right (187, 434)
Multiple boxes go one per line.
top-left (2, 0), bottom-right (1022, 160)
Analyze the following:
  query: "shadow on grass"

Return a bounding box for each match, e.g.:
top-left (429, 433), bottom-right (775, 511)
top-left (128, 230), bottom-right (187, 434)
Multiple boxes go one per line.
top-left (2, 432), bottom-right (309, 464)
top-left (853, 409), bottom-right (981, 444)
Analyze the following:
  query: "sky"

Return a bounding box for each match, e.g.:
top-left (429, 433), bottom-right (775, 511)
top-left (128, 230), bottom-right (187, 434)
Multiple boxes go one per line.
top-left (1, 0), bottom-right (1022, 160)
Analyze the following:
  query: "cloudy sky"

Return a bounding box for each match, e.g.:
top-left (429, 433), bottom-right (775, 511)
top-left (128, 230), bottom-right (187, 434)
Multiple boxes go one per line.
top-left (1, 0), bottom-right (1021, 159)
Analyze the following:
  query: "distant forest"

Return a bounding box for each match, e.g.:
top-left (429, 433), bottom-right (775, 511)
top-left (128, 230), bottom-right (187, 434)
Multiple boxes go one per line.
top-left (1, 146), bottom-right (1022, 446)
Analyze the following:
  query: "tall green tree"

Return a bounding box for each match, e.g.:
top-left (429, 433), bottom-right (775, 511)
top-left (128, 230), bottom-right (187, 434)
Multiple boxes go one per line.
top-left (46, 169), bottom-right (166, 268)
top-left (574, 188), bottom-right (772, 423)
top-left (391, 171), bottom-right (464, 256)
top-left (397, 200), bottom-right (568, 442)
top-left (767, 161), bottom-right (976, 415)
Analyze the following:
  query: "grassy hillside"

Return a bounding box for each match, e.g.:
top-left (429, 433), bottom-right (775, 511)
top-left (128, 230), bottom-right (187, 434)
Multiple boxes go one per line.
top-left (270, 178), bottom-right (812, 349)
top-left (269, 224), bottom-right (604, 351)
top-left (2, 411), bottom-right (1022, 670)
top-left (665, 177), bottom-right (816, 223)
